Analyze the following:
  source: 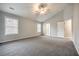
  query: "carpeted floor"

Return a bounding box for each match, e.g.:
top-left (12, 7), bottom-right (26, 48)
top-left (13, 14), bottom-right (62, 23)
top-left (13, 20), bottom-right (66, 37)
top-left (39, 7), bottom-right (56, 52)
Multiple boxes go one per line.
top-left (0, 36), bottom-right (78, 56)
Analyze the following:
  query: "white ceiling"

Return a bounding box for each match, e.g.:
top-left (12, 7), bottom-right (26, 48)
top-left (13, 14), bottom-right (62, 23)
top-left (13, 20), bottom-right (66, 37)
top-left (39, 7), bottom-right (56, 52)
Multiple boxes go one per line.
top-left (0, 3), bottom-right (69, 22)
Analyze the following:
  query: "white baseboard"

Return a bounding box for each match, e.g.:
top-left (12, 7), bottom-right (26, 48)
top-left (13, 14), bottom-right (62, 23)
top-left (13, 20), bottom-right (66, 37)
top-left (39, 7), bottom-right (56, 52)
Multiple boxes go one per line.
top-left (0, 35), bottom-right (41, 43)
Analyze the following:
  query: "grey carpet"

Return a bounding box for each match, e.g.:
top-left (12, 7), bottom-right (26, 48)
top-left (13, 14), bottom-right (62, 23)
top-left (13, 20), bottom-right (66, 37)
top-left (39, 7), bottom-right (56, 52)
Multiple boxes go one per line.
top-left (0, 36), bottom-right (78, 56)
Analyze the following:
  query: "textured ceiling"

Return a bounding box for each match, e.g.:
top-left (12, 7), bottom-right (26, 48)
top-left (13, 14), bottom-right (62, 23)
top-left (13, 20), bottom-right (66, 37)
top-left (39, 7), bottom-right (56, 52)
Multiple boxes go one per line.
top-left (0, 3), bottom-right (69, 22)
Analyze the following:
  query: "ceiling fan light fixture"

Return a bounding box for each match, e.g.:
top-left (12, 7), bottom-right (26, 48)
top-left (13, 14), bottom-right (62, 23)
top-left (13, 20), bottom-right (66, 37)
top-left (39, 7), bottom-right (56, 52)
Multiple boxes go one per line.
top-left (33, 3), bottom-right (48, 15)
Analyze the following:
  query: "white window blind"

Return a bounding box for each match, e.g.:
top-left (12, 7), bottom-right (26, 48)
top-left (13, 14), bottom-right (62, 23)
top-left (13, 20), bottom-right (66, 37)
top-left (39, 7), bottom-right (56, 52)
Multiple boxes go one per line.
top-left (37, 23), bottom-right (41, 32)
top-left (5, 17), bottom-right (18, 35)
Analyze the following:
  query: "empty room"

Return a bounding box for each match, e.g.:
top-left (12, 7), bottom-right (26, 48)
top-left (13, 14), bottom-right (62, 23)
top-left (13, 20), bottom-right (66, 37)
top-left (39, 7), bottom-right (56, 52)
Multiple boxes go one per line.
top-left (0, 3), bottom-right (79, 56)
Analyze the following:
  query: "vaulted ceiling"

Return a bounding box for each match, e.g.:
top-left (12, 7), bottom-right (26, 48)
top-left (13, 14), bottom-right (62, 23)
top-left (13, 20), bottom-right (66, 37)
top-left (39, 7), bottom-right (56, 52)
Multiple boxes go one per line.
top-left (0, 3), bottom-right (70, 22)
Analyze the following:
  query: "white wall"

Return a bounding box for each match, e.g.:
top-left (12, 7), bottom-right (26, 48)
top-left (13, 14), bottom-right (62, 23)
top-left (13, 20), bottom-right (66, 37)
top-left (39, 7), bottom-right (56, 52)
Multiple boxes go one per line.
top-left (0, 11), bottom-right (41, 43)
top-left (73, 4), bottom-right (79, 54)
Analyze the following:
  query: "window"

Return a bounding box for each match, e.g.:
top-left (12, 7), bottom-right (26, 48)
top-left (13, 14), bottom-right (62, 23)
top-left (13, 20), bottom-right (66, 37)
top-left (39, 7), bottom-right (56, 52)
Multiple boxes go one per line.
top-left (57, 22), bottom-right (64, 37)
top-left (43, 23), bottom-right (50, 36)
top-left (5, 17), bottom-right (18, 35)
top-left (37, 23), bottom-right (41, 32)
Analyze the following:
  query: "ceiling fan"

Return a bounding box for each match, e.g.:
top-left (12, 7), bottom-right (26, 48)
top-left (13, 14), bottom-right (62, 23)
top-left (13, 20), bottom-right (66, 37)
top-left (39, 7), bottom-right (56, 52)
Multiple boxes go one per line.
top-left (33, 3), bottom-right (49, 15)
